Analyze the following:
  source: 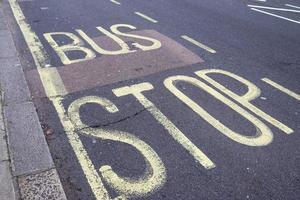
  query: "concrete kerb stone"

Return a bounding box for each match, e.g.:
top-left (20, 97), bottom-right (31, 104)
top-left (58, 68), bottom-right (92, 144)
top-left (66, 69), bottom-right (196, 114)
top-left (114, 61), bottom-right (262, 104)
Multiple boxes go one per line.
top-left (4, 101), bottom-right (55, 176)
top-left (0, 90), bottom-right (9, 162)
top-left (0, 57), bottom-right (32, 105)
top-left (0, 3), bottom-right (67, 200)
top-left (0, 161), bottom-right (17, 200)
top-left (0, 88), bottom-right (18, 200)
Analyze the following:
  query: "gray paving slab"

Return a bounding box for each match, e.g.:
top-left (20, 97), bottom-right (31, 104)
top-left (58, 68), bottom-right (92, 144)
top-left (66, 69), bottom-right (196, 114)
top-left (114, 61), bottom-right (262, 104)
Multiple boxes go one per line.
top-left (0, 6), bottom-right (7, 30)
top-left (18, 168), bottom-right (67, 200)
top-left (0, 161), bottom-right (17, 200)
top-left (0, 29), bottom-right (18, 58)
top-left (4, 101), bottom-right (54, 176)
top-left (0, 58), bottom-right (32, 104)
top-left (0, 19), bottom-right (6, 30)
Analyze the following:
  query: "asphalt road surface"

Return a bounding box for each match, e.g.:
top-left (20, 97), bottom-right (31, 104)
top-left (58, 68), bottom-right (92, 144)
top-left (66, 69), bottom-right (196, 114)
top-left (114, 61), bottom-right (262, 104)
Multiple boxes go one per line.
top-left (3, 0), bottom-right (300, 199)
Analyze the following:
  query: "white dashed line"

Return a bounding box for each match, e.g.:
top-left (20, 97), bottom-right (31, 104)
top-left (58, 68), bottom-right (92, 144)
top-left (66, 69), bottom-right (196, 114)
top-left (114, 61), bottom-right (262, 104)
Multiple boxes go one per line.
top-left (285, 4), bottom-right (300, 10)
top-left (262, 78), bottom-right (300, 101)
top-left (134, 12), bottom-right (158, 23)
top-left (248, 5), bottom-right (300, 13)
top-left (250, 8), bottom-right (300, 24)
top-left (110, 0), bottom-right (121, 5)
top-left (181, 35), bottom-right (216, 54)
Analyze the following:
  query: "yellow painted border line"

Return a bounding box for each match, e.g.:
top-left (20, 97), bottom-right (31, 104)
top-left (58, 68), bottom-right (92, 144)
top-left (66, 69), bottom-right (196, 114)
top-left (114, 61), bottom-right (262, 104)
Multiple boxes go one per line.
top-left (8, 0), bottom-right (111, 199)
top-left (181, 35), bottom-right (216, 54)
top-left (134, 12), bottom-right (158, 23)
top-left (261, 78), bottom-right (300, 101)
top-left (7, 0), bottom-right (67, 97)
top-left (110, 0), bottom-right (121, 5)
top-left (7, 0), bottom-right (51, 68)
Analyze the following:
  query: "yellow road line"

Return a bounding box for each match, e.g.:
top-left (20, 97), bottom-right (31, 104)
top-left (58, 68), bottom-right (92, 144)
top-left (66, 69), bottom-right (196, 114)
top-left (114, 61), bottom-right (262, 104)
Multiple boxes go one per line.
top-left (112, 83), bottom-right (216, 169)
top-left (8, 0), bottom-right (111, 199)
top-left (110, 0), bottom-right (121, 5)
top-left (262, 78), bottom-right (300, 101)
top-left (7, 0), bottom-right (66, 97)
top-left (134, 12), bottom-right (158, 23)
top-left (181, 35), bottom-right (216, 54)
top-left (7, 0), bottom-right (50, 68)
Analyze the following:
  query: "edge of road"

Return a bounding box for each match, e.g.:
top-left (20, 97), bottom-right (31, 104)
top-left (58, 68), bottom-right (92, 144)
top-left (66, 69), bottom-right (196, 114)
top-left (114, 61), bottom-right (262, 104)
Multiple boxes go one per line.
top-left (0, 3), bottom-right (67, 200)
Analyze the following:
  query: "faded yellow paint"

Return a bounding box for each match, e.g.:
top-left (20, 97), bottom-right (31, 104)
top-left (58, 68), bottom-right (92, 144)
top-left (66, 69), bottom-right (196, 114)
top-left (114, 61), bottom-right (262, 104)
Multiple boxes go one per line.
top-left (44, 24), bottom-right (162, 65)
top-left (196, 69), bottom-right (293, 134)
top-left (53, 97), bottom-right (112, 200)
top-left (44, 32), bottom-right (96, 65)
top-left (7, 0), bottom-right (51, 67)
top-left (164, 75), bottom-right (273, 146)
top-left (67, 96), bottom-right (167, 199)
top-left (110, 24), bottom-right (162, 51)
top-left (262, 78), bottom-right (300, 101)
top-left (76, 27), bottom-right (135, 55)
top-left (39, 68), bottom-right (67, 97)
top-left (8, 0), bottom-right (112, 199)
top-left (113, 83), bottom-right (216, 169)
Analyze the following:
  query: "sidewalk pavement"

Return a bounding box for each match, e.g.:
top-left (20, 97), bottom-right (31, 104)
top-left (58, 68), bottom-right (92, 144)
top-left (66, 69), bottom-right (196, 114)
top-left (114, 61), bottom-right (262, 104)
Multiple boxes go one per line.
top-left (0, 2), bottom-right (67, 200)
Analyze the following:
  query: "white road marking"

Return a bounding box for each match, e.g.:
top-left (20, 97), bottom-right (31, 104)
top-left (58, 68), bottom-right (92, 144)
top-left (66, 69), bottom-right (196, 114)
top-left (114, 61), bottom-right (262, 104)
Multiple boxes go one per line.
top-left (285, 4), bottom-right (300, 10)
top-left (134, 12), bottom-right (158, 23)
top-left (248, 5), bottom-right (300, 13)
top-left (262, 78), bottom-right (300, 101)
top-left (110, 0), bottom-right (121, 5)
top-left (250, 8), bottom-right (300, 24)
top-left (181, 35), bottom-right (216, 54)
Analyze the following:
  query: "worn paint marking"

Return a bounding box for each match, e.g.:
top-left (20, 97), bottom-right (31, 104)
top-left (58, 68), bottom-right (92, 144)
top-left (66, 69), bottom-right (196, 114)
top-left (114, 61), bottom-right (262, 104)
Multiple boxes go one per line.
top-left (8, 0), bottom-right (112, 199)
top-left (250, 8), bottom-right (300, 24)
top-left (262, 78), bottom-right (300, 101)
top-left (285, 4), bottom-right (300, 10)
top-left (181, 35), bottom-right (216, 54)
top-left (68, 96), bottom-right (167, 199)
top-left (248, 5), bottom-right (300, 13)
top-left (164, 75), bottom-right (273, 147)
top-left (110, 0), bottom-right (121, 5)
top-left (113, 83), bottom-right (216, 169)
top-left (196, 69), bottom-right (293, 134)
top-left (134, 12), bottom-right (158, 23)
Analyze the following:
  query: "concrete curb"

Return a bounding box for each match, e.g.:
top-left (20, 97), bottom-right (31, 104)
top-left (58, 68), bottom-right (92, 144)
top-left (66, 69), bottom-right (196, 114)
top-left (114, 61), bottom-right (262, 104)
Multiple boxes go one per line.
top-left (0, 91), bottom-right (18, 200)
top-left (0, 4), bottom-right (67, 200)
